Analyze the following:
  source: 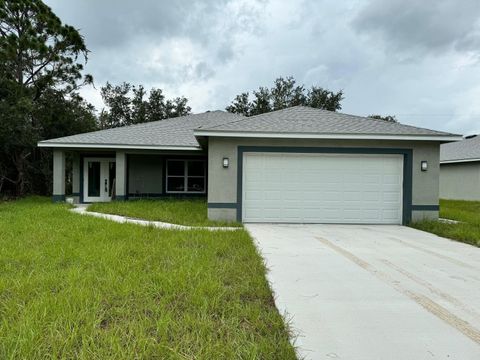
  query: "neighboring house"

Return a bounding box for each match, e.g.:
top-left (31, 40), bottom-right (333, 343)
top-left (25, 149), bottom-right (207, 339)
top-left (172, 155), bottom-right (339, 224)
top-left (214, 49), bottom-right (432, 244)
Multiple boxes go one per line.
top-left (440, 135), bottom-right (480, 200)
top-left (38, 106), bottom-right (460, 224)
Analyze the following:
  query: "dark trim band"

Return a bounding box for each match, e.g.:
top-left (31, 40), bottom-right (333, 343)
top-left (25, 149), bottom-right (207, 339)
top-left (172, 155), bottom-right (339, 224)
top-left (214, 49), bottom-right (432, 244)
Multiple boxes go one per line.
top-left (72, 192), bottom-right (80, 197)
top-left (52, 194), bottom-right (65, 202)
top-left (237, 146), bottom-right (413, 225)
top-left (411, 205), bottom-right (439, 211)
top-left (127, 193), bottom-right (206, 199)
top-left (208, 202), bottom-right (237, 209)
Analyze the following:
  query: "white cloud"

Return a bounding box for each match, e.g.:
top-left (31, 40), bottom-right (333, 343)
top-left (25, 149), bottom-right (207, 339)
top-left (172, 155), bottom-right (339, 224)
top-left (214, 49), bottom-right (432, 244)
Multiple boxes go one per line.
top-left (45, 0), bottom-right (480, 135)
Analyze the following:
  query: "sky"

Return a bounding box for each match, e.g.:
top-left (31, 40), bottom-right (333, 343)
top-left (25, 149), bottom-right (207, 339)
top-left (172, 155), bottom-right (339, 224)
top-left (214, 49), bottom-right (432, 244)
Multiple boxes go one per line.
top-left (44, 0), bottom-right (480, 135)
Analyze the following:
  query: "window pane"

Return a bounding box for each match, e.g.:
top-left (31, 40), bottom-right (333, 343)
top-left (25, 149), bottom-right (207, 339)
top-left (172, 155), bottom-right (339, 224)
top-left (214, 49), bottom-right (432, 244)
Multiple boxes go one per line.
top-left (167, 177), bottom-right (185, 192)
top-left (188, 161), bottom-right (205, 176)
top-left (187, 177), bottom-right (205, 192)
top-left (88, 162), bottom-right (100, 197)
top-left (168, 161), bottom-right (184, 176)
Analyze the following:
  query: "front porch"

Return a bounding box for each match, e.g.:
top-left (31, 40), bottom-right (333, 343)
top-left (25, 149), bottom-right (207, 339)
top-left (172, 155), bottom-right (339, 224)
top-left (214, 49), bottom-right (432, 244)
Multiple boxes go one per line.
top-left (52, 149), bottom-right (207, 203)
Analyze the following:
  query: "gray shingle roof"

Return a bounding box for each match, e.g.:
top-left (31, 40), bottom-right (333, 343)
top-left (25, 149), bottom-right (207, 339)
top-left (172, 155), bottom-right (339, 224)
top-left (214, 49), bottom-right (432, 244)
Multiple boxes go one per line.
top-left (441, 135), bottom-right (480, 162)
top-left (40, 106), bottom-right (460, 150)
top-left (39, 111), bottom-right (242, 148)
top-left (196, 106), bottom-right (457, 137)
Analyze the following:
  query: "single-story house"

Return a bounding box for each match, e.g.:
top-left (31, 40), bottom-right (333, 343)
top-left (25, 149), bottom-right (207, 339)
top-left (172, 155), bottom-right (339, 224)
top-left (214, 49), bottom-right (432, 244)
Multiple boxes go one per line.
top-left (440, 135), bottom-right (480, 200)
top-left (38, 106), bottom-right (461, 224)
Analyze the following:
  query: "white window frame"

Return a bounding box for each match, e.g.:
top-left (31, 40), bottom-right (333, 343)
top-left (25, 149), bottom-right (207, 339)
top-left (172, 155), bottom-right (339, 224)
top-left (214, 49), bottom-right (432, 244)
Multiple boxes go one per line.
top-left (166, 159), bottom-right (206, 194)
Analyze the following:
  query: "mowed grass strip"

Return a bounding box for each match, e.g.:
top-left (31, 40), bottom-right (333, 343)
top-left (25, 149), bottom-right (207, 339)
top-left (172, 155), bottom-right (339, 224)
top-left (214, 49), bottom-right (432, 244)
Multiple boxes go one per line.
top-left (410, 199), bottom-right (480, 247)
top-left (89, 198), bottom-right (242, 227)
top-left (0, 197), bottom-right (295, 359)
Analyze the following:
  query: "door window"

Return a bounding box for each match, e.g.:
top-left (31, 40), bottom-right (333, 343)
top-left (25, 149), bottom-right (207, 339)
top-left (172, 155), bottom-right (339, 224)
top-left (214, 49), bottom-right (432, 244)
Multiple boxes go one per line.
top-left (109, 162), bottom-right (116, 197)
top-left (87, 161), bottom-right (100, 197)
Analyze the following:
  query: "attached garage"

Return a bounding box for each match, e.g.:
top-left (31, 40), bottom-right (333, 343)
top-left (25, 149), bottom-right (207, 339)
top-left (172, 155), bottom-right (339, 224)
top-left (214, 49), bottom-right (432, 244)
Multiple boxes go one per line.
top-left (199, 107), bottom-right (460, 224)
top-left (242, 152), bottom-right (404, 224)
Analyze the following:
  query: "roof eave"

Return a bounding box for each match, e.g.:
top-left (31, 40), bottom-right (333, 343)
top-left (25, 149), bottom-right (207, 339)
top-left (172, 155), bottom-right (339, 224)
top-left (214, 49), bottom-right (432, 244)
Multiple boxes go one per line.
top-left (37, 142), bottom-right (203, 151)
top-left (193, 130), bottom-right (462, 142)
top-left (440, 158), bottom-right (480, 164)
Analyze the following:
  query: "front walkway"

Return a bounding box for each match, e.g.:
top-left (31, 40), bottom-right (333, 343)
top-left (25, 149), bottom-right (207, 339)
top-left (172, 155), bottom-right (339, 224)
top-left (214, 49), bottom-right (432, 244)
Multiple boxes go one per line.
top-left (246, 223), bottom-right (480, 360)
top-left (71, 205), bottom-right (239, 231)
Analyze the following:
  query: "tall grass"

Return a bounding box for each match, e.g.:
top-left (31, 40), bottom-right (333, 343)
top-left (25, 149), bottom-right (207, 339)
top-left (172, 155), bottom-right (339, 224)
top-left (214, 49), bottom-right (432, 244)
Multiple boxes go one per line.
top-left (410, 199), bottom-right (480, 247)
top-left (89, 198), bottom-right (241, 227)
top-left (0, 197), bottom-right (295, 359)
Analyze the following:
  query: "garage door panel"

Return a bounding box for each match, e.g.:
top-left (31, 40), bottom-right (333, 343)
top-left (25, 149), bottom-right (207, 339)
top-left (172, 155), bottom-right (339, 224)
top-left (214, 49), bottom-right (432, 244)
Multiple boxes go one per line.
top-left (384, 174), bottom-right (402, 183)
top-left (343, 191), bottom-right (363, 201)
top-left (361, 191), bottom-right (382, 201)
top-left (242, 152), bottom-right (403, 224)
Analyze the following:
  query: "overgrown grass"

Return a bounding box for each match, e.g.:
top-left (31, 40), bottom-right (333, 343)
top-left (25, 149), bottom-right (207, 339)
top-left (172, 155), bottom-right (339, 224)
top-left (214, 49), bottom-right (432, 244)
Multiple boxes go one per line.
top-left (410, 199), bottom-right (480, 247)
top-left (0, 197), bottom-right (295, 359)
top-left (89, 198), bottom-right (242, 227)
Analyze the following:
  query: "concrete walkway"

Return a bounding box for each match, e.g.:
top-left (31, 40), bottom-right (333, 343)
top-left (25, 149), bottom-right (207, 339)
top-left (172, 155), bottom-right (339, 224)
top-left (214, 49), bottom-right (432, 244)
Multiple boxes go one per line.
top-left (71, 205), bottom-right (239, 231)
top-left (246, 224), bottom-right (480, 360)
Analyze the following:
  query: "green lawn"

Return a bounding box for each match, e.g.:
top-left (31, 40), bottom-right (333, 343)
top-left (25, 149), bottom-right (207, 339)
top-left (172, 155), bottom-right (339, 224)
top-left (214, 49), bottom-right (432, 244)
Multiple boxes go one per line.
top-left (410, 199), bottom-right (480, 247)
top-left (89, 198), bottom-right (242, 227)
top-left (0, 197), bottom-right (295, 359)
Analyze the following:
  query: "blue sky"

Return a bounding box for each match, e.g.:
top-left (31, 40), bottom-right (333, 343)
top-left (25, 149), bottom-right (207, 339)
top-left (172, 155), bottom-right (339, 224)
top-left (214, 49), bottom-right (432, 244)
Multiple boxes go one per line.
top-left (45, 0), bottom-right (480, 135)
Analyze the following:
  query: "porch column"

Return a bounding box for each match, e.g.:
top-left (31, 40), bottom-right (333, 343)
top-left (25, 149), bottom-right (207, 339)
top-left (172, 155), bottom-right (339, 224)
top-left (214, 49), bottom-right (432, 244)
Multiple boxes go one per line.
top-left (52, 149), bottom-right (65, 202)
top-left (115, 151), bottom-right (127, 200)
top-left (72, 153), bottom-right (80, 204)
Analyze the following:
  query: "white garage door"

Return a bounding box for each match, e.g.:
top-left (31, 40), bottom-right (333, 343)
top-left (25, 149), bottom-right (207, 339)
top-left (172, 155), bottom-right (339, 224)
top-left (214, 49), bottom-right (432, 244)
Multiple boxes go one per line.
top-left (242, 152), bottom-right (403, 224)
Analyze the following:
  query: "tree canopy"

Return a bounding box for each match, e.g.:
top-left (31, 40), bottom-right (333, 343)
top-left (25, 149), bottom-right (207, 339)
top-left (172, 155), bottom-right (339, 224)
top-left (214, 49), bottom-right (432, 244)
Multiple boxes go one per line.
top-left (226, 76), bottom-right (344, 116)
top-left (0, 0), bottom-right (95, 196)
top-left (368, 114), bottom-right (398, 123)
top-left (98, 82), bottom-right (191, 129)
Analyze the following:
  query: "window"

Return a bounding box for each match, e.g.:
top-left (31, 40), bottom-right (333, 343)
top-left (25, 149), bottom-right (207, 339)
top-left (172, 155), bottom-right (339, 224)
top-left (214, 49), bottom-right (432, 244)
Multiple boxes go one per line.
top-left (166, 160), bottom-right (206, 193)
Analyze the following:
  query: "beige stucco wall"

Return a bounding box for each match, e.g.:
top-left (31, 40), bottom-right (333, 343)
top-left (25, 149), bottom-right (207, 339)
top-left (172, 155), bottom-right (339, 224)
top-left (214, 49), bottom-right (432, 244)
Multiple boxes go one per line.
top-left (207, 137), bottom-right (440, 223)
top-left (440, 162), bottom-right (480, 200)
top-left (411, 210), bottom-right (440, 222)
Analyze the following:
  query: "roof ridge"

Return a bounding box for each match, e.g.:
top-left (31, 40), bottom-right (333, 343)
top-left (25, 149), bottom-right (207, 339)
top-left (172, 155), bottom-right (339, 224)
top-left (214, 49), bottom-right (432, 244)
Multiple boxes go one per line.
top-left (196, 106), bottom-right (311, 131)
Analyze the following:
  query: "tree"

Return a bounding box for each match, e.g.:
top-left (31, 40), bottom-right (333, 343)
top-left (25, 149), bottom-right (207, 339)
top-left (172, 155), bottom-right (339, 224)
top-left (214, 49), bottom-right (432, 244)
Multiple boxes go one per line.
top-left (99, 82), bottom-right (132, 128)
top-left (31, 90), bottom-right (97, 194)
top-left (308, 86), bottom-right (343, 111)
top-left (0, 0), bottom-right (94, 196)
top-left (250, 87), bottom-right (271, 116)
top-left (369, 114), bottom-right (398, 123)
top-left (225, 92), bottom-right (250, 115)
top-left (99, 82), bottom-right (191, 129)
top-left (271, 77), bottom-right (306, 110)
top-left (0, 0), bottom-right (92, 94)
top-left (225, 76), bottom-right (344, 116)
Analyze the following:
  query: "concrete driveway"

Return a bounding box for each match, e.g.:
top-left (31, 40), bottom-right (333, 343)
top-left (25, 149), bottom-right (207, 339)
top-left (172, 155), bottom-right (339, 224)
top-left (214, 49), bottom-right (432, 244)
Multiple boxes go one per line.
top-left (246, 224), bottom-right (480, 360)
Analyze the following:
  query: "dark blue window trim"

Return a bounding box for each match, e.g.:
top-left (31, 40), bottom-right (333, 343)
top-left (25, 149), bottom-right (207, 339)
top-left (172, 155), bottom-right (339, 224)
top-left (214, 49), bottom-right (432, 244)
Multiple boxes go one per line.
top-left (236, 146), bottom-right (414, 225)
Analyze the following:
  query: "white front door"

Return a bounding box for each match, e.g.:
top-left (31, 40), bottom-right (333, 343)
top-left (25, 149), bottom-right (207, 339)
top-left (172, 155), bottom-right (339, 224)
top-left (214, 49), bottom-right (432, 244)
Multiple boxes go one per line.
top-left (83, 158), bottom-right (116, 202)
top-left (242, 152), bottom-right (404, 224)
